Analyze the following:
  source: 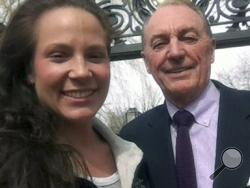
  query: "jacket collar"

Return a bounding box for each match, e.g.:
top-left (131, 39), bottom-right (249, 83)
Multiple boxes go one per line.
top-left (93, 118), bottom-right (143, 188)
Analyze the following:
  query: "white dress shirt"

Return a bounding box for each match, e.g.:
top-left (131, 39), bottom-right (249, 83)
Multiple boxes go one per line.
top-left (166, 81), bottom-right (220, 188)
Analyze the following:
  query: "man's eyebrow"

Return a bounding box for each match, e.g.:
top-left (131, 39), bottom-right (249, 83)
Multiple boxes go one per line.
top-left (178, 27), bottom-right (199, 35)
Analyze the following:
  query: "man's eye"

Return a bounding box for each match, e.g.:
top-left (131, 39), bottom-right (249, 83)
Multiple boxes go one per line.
top-left (181, 35), bottom-right (198, 44)
top-left (152, 41), bottom-right (168, 50)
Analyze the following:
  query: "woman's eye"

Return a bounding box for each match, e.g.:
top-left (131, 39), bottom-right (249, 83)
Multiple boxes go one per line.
top-left (88, 52), bottom-right (107, 63)
top-left (90, 54), bottom-right (103, 58)
top-left (49, 52), bottom-right (69, 63)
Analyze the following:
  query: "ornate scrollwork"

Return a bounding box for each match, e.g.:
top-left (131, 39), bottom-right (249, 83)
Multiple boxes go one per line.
top-left (97, 0), bottom-right (250, 43)
top-left (95, 0), bottom-right (250, 60)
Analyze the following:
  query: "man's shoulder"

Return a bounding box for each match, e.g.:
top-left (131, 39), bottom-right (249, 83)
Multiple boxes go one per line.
top-left (213, 80), bottom-right (250, 99)
top-left (119, 104), bottom-right (166, 138)
top-left (212, 80), bottom-right (250, 115)
top-left (125, 104), bottom-right (165, 127)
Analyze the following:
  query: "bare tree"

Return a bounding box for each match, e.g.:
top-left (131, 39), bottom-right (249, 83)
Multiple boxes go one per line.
top-left (97, 59), bottom-right (164, 133)
top-left (216, 53), bottom-right (250, 90)
top-left (97, 105), bottom-right (127, 133)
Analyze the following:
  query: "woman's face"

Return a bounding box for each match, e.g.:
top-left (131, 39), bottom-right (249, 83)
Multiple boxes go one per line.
top-left (30, 7), bottom-right (110, 124)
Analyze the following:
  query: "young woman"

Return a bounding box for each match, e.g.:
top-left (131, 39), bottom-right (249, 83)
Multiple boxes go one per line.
top-left (0, 0), bottom-right (151, 187)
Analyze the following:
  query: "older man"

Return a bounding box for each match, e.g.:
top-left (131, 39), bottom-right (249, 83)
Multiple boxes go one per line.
top-left (120, 1), bottom-right (250, 188)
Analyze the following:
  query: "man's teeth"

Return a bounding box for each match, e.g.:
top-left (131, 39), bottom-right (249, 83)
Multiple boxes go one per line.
top-left (171, 68), bottom-right (187, 73)
top-left (167, 67), bottom-right (192, 73)
top-left (64, 91), bottom-right (94, 98)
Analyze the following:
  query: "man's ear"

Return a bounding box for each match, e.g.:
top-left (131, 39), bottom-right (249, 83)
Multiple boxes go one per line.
top-left (141, 51), bottom-right (151, 74)
top-left (210, 38), bottom-right (216, 64)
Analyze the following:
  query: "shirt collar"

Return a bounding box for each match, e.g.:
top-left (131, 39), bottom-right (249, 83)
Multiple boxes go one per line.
top-left (166, 81), bottom-right (220, 127)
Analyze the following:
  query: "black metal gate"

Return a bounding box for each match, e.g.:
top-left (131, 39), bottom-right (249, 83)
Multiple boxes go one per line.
top-left (96, 0), bottom-right (250, 61)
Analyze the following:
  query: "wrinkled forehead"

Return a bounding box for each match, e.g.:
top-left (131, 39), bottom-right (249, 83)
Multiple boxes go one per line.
top-left (144, 5), bottom-right (207, 39)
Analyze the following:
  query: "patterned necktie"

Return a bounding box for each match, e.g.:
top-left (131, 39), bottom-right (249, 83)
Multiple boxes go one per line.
top-left (173, 110), bottom-right (197, 188)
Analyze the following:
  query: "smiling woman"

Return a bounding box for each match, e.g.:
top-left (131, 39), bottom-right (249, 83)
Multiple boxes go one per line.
top-left (0, 0), bottom-right (150, 188)
top-left (31, 7), bottom-right (110, 125)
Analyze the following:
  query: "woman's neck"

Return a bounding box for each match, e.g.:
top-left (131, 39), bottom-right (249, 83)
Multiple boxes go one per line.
top-left (56, 118), bottom-right (99, 149)
top-left (56, 119), bottom-right (117, 177)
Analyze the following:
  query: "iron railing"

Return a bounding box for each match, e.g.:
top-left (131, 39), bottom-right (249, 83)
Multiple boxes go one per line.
top-left (96, 0), bottom-right (250, 60)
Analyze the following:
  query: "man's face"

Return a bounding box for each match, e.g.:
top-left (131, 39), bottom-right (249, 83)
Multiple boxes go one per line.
top-left (143, 5), bottom-right (215, 108)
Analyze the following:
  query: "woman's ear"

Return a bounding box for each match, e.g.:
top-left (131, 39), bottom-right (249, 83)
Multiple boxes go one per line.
top-left (27, 74), bottom-right (35, 85)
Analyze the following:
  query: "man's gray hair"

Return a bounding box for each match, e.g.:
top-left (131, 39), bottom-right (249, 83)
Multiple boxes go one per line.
top-left (141, 0), bottom-right (213, 49)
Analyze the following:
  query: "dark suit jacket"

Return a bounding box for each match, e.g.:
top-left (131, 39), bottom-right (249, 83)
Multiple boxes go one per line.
top-left (120, 81), bottom-right (250, 188)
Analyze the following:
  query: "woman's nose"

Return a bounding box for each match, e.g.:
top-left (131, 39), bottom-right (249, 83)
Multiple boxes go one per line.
top-left (68, 57), bottom-right (92, 79)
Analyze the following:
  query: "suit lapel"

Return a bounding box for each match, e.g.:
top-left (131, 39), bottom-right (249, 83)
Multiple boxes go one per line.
top-left (213, 81), bottom-right (250, 188)
top-left (147, 104), bottom-right (177, 188)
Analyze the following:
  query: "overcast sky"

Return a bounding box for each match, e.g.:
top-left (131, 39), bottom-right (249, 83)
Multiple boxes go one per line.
top-left (211, 46), bottom-right (250, 79)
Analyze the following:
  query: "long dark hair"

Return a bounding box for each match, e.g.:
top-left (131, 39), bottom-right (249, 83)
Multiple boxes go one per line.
top-left (0, 0), bottom-right (111, 188)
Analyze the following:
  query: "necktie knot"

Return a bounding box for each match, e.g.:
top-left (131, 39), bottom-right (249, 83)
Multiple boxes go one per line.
top-left (173, 110), bottom-right (195, 128)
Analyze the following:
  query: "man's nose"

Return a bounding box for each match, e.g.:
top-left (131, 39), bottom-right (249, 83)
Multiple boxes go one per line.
top-left (68, 57), bottom-right (92, 79)
top-left (167, 38), bottom-right (185, 60)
